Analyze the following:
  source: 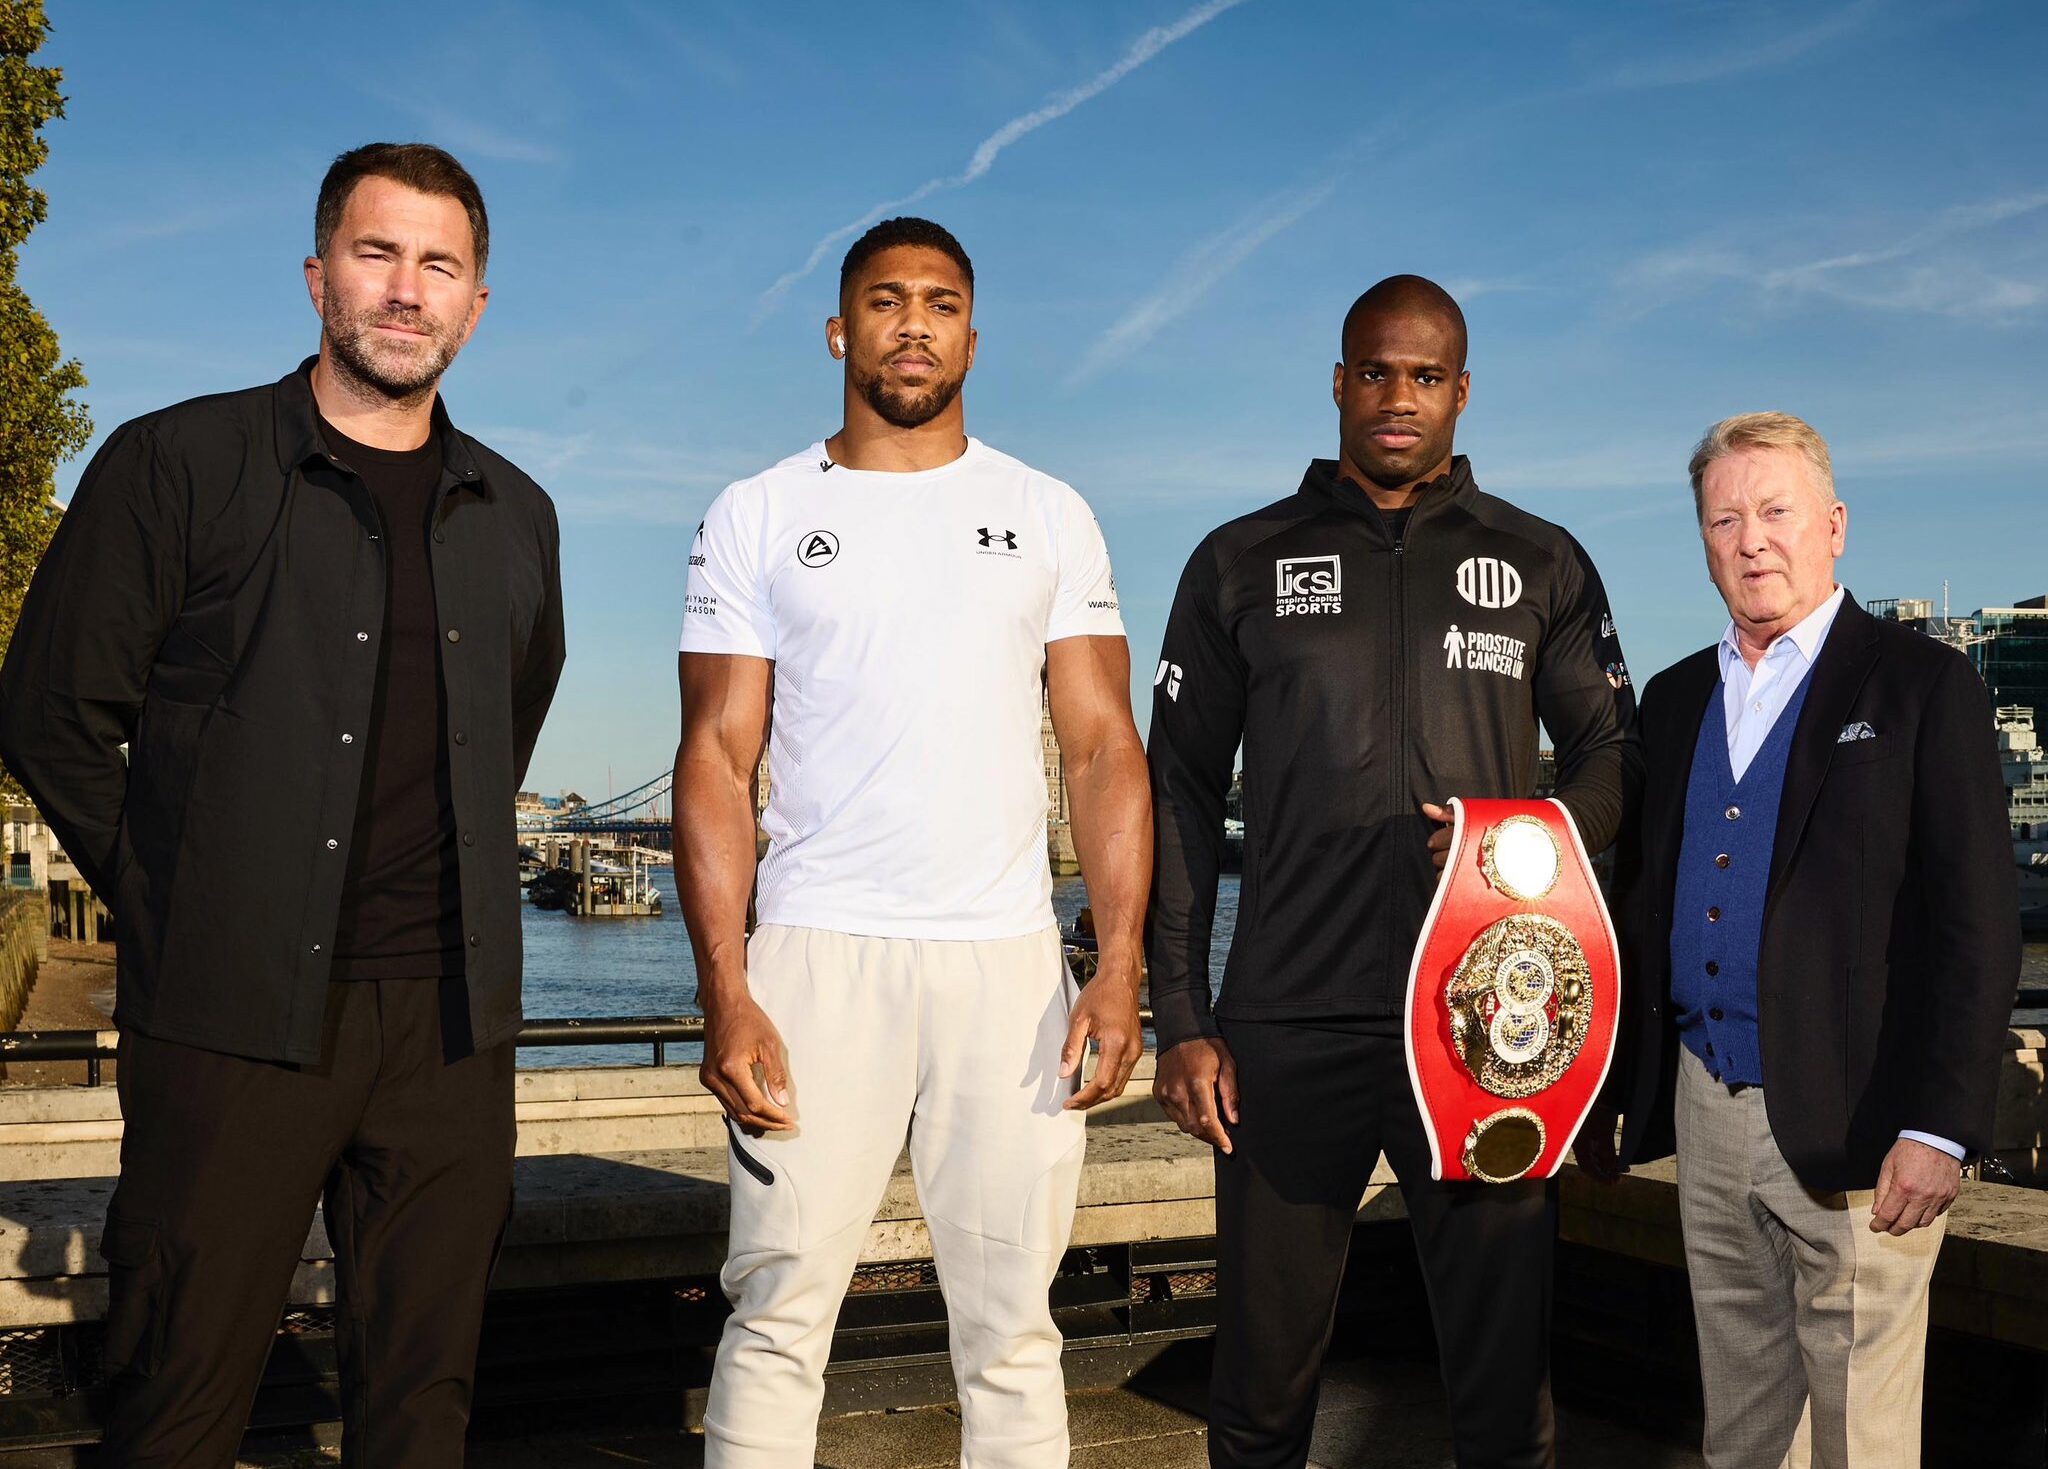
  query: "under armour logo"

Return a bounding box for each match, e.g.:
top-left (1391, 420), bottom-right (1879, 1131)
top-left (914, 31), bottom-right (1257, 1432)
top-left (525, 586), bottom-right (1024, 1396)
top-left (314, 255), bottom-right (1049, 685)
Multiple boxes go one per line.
top-left (978, 528), bottom-right (1019, 550)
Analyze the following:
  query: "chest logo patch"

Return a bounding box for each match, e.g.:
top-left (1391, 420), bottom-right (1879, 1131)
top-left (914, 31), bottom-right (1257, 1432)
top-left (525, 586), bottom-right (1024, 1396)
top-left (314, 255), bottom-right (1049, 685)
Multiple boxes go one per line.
top-left (1444, 624), bottom-right (1526, 680)
top-left (1275, 554), bottom-right (1342, 617)
top-left (797, 530), bottom-right (839, 568)
top-left (1456, 556), bottom-right (1522, 610)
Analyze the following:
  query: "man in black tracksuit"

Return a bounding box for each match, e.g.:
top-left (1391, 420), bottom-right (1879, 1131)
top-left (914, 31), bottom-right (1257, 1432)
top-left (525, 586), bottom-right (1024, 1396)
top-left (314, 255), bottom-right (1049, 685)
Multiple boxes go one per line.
top-left (1147, 276), bottom-right (1640, 1469)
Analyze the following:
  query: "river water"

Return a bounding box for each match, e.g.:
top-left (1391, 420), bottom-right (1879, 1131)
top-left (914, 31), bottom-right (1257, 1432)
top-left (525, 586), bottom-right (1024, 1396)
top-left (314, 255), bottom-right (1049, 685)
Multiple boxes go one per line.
top-left (519, 869), bottom-right (2047, 1068)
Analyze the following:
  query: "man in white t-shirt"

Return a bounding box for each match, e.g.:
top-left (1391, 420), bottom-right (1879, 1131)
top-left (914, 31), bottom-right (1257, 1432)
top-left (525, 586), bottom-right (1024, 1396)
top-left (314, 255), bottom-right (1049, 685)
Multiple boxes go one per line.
top-left (675, 216), bottom-right (1151, 1469)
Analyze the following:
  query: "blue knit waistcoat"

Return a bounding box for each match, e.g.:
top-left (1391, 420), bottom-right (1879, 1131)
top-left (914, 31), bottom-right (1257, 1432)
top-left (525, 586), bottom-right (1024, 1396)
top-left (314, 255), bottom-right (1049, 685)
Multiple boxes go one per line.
top-left (1670, 670), bottom-right (1814, 1084)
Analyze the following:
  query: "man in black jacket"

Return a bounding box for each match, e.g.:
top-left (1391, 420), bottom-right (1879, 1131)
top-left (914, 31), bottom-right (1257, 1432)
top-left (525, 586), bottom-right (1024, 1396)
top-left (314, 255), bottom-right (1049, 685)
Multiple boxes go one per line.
top-left (1607, 413), bottom-right (2016, 1468)
top-left (1147, 275), bottom-right (1640, 1469)
top-left (0, 143), bottom-right (564, 1465)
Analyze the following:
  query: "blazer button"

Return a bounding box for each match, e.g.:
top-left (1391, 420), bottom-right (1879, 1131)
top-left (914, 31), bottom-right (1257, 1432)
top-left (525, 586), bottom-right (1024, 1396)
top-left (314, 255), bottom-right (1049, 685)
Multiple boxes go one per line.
top-left (341, 733), bottom-right (354, 745)
top-left (446, 628), bottom-right (461, 643)
top-left (469, 933), bottom-right (481, 947)
top-left (1724, 804), bottom-right (1741, 821)
top-left (454, 731), bottom-right (468, 746)
top-left (434, 529), bottom-right (446, 543)
top-left (1707, 906), bottom-right (1720, 921)
top-left (1705, 961), bottom-right (1720, 976)
top-left (1714, 853), bottom-right (1731, 869)
top-left (356, 631), bottom-right (369, 642)
top-left (462, 832), bottom-right (476, 847)
top-left (1709, 1007), bottom-right (1724, 1021)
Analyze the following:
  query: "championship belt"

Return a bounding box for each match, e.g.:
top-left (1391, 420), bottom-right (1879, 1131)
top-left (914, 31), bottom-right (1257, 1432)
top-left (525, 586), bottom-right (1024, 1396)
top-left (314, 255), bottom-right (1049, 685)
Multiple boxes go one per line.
top-left (1404, 798), bottom-right (1620, 1184)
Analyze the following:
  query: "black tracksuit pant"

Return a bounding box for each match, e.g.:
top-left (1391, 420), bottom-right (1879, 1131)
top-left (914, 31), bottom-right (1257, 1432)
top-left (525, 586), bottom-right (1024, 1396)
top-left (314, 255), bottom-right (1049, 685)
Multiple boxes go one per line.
top-left (97, 978), bottom-right (515, 1467)
top-left (1209, 1019), bottom-right (1556, 1469)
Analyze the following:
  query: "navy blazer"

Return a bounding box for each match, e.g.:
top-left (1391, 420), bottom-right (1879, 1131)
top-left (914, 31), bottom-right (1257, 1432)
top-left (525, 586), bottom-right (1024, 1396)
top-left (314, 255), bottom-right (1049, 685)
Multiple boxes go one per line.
top-left (1608, 593), bottom-right (2020, 1192)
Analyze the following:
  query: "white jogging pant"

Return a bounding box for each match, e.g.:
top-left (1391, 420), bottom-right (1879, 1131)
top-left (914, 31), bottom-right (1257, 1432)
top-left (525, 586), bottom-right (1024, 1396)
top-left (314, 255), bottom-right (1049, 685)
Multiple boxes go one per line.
top-left (702, 924), bottom-right (1087, 1469)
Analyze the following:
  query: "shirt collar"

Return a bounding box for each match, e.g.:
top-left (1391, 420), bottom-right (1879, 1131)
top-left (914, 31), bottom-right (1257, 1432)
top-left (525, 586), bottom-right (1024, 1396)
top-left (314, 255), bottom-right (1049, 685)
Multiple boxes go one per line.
top-left (272, 356), bottom-right (486, 493)
top-left (1299, 454), bottom-right (1476, 528)
top-left (1719, 584), bottom-right (1846, 680)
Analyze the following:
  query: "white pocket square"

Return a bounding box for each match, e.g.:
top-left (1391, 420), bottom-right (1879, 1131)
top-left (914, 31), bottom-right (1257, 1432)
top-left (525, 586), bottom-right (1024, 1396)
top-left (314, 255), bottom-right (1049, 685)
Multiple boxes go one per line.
top-left (1837, 721), bottom-right (1877, 743)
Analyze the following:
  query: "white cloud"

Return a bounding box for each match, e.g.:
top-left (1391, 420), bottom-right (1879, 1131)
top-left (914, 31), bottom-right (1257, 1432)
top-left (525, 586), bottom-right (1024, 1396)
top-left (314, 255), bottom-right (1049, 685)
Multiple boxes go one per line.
top-left (1606, 0), bottom-right (1881, 89)
top-left (753, 0), bottom-right (1250, 320)
top-left (1615, 189), bottom-right (2048, 322)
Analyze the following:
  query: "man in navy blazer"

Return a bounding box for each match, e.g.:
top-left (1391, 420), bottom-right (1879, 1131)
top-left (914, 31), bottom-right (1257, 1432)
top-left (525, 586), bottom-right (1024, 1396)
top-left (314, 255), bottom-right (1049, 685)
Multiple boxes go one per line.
top-left (1606, 412), bottom-right (2018, 1469)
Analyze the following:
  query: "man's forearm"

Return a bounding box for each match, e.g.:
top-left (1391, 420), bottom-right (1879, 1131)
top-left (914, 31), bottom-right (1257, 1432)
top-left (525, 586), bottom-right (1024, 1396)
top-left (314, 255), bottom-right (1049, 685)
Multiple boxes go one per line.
top-left (1066, 734), bottom-right (1152, 972)
top-left (672, 751), bottom-right (761, 1015)
top-left (0, 695), bottom-right (130, 904)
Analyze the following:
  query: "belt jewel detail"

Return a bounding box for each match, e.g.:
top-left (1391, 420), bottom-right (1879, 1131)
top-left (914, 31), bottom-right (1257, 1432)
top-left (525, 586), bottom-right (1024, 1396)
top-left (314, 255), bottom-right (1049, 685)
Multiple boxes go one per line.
top-left (1447, 914), bottom-right (1590, 1096)
top-left (1479, 814), bottom-right (1561, 900)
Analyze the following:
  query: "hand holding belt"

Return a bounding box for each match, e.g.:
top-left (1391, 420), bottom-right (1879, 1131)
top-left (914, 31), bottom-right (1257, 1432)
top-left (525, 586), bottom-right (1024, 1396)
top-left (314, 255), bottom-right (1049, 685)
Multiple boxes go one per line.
top-left (1404, 798), bottom-right (1621, 1183)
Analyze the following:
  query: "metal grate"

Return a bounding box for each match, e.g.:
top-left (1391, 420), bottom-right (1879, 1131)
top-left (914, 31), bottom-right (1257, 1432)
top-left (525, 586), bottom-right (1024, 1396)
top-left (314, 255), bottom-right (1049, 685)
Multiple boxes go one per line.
top-left (278, 1306), bottom-right (335, 1336)
top-left (846, 1261), bottom-right (940, 1293)
top-left (0, 1327), bottom-right (79, 1397)
top-left (1129, 1269), bottom-right (1217, 1302)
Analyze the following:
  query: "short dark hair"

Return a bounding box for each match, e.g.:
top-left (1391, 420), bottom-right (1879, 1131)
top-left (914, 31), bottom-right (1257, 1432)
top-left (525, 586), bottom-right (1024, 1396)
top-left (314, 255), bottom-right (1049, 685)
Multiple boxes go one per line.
top-left (1341, 274), bottom-right (1468, 371)
top-left (314, 143), bottom-right (491, 280)
top-left (839, 217), bottom-right (974, 302)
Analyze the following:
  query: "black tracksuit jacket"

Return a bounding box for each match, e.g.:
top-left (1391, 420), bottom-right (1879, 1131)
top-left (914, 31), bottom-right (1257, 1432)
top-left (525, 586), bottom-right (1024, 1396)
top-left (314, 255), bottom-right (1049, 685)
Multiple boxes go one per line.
top-left (1145, 456), bottom-right (1642, 1048)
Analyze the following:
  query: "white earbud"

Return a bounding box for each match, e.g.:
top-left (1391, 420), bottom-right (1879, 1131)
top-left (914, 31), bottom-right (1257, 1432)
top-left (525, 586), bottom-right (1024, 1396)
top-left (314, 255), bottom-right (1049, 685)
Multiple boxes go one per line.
top-left (833, 335), bottom-right (845, 353)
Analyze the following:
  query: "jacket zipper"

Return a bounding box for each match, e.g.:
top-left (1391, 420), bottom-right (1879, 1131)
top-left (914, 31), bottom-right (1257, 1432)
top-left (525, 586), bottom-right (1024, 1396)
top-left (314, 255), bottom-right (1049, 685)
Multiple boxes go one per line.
top-left (1389, 521), bottom-right (1407, 986)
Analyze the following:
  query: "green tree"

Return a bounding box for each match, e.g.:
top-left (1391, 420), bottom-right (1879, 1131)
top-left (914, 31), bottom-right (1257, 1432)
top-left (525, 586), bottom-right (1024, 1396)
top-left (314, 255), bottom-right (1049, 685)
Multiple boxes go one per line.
top-left (0, 0), bottom-right (91, 798)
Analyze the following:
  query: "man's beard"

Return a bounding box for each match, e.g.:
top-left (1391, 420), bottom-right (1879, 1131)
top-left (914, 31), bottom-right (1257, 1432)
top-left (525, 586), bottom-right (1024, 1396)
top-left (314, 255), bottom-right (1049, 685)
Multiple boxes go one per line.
top-left (855, 364), bottom-right (965, 429)
top-left (323, 286), bottom-right (464, 402)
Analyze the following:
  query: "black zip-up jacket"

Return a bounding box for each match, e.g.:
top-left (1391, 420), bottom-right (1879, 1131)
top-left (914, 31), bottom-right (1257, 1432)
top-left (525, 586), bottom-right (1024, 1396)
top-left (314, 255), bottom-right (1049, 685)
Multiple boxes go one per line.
top-left (1145, 457), bottom-right (1641, 1048)
top-left (0, 361), bottom-right (565, 1064)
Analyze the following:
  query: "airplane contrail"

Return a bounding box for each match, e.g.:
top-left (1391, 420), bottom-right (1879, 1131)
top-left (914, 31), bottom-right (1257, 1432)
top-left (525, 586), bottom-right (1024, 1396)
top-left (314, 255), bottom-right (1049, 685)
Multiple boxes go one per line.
top-left (753, 0), bottom-right (1250, 322)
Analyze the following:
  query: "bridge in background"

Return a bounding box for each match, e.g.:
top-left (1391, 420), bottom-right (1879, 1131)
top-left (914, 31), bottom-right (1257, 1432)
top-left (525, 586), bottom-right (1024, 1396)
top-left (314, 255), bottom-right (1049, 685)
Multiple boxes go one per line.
top-left (519, 769), bottom-right (672, 841)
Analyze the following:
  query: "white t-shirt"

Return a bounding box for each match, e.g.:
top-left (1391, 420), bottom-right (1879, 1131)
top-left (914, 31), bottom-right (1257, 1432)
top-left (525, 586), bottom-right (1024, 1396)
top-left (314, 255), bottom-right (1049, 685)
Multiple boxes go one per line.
top-left (679, 438), bottom-right (1125, 940)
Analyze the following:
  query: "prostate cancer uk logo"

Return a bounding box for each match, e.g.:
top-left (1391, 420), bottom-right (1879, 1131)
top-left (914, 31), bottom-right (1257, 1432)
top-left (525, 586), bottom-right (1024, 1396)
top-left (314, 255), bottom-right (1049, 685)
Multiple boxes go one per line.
top-left (1274, 554), bottom-right (1343, 616)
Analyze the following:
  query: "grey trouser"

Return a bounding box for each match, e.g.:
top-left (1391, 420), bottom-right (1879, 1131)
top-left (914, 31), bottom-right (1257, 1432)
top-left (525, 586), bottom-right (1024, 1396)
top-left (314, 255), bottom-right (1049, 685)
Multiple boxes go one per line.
top-left (1675, 1044), bottom-right (1946, 1469)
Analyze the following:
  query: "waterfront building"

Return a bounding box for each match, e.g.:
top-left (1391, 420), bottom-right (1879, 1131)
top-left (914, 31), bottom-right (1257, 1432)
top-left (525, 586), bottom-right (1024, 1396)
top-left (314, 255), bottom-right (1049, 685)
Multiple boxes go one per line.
top-left (1871, 592), bottom-right (2048, 720)
top-left (1975, 598), bottom-right (2048, 723)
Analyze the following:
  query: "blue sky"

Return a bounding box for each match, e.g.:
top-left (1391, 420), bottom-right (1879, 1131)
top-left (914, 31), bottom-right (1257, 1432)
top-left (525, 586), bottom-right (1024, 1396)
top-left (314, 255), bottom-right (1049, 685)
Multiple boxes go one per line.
top-left (23, 0), bottom-right (2048, 799)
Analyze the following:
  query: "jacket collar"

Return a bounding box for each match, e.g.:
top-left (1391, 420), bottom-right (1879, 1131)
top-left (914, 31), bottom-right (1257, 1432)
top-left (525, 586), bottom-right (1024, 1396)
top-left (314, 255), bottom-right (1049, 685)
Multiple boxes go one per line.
top-left (272, 355), bottom-right (486, 493)
top-left (1298, 454), bottom-right (1477, 540)
top-left (1765, 590), bottom-right (1879, 901)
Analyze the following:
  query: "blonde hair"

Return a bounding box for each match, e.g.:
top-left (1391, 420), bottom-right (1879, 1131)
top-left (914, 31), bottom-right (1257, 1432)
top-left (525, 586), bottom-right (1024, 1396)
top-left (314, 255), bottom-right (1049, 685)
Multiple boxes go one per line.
top-left (1687, 411), bottom-right (1835, 520)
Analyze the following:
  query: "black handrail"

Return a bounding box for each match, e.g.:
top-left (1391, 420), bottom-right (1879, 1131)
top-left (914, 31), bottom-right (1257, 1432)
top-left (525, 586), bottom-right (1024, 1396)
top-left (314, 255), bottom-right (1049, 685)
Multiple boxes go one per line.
top-left (0, 1008), bottom-right (1163, 1082)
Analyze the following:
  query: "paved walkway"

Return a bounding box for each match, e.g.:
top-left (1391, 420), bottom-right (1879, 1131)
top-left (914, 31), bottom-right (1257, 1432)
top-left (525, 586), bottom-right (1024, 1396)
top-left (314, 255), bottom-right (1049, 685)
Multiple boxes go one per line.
top-left (240, 1351), bottom-right (1704, 1468)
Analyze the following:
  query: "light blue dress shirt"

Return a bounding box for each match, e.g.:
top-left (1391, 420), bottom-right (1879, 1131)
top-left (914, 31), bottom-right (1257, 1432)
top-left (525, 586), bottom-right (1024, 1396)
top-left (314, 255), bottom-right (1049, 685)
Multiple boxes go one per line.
top-left (1716, 587), bottom-right (1964, 1165)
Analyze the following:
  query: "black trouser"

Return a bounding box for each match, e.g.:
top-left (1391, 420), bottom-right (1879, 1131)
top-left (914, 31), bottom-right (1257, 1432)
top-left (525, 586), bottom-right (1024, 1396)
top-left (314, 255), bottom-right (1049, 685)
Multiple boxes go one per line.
top-left (1209, 1019), bottom-right (1556, 1469)
top-left (98, 978), bottom-right (515, 1468)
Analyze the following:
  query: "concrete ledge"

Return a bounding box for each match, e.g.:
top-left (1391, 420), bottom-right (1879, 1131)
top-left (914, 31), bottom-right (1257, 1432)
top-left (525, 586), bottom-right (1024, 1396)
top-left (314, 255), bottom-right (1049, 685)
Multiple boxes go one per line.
top-left (3, 1056), bottom-right (2040, 1355)
top-left (1561, 1159), bottom-right (2048, 1353)
top-left (0, 1115), bottom-right (1410, 1328)
top-left (0, 1060), bottom-right (1178, 1181)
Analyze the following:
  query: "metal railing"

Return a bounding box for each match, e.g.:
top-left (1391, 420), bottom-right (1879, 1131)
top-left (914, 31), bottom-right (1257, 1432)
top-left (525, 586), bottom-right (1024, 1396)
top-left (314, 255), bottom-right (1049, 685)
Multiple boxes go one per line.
top-left (0, 1007), bottom-right (1161, 1084)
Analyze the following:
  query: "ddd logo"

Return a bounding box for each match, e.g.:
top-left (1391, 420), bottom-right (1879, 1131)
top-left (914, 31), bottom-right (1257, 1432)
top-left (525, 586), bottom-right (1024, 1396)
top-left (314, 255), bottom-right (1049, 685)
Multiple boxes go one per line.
top-left (1455, 556), bottom-right (1522, 609)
